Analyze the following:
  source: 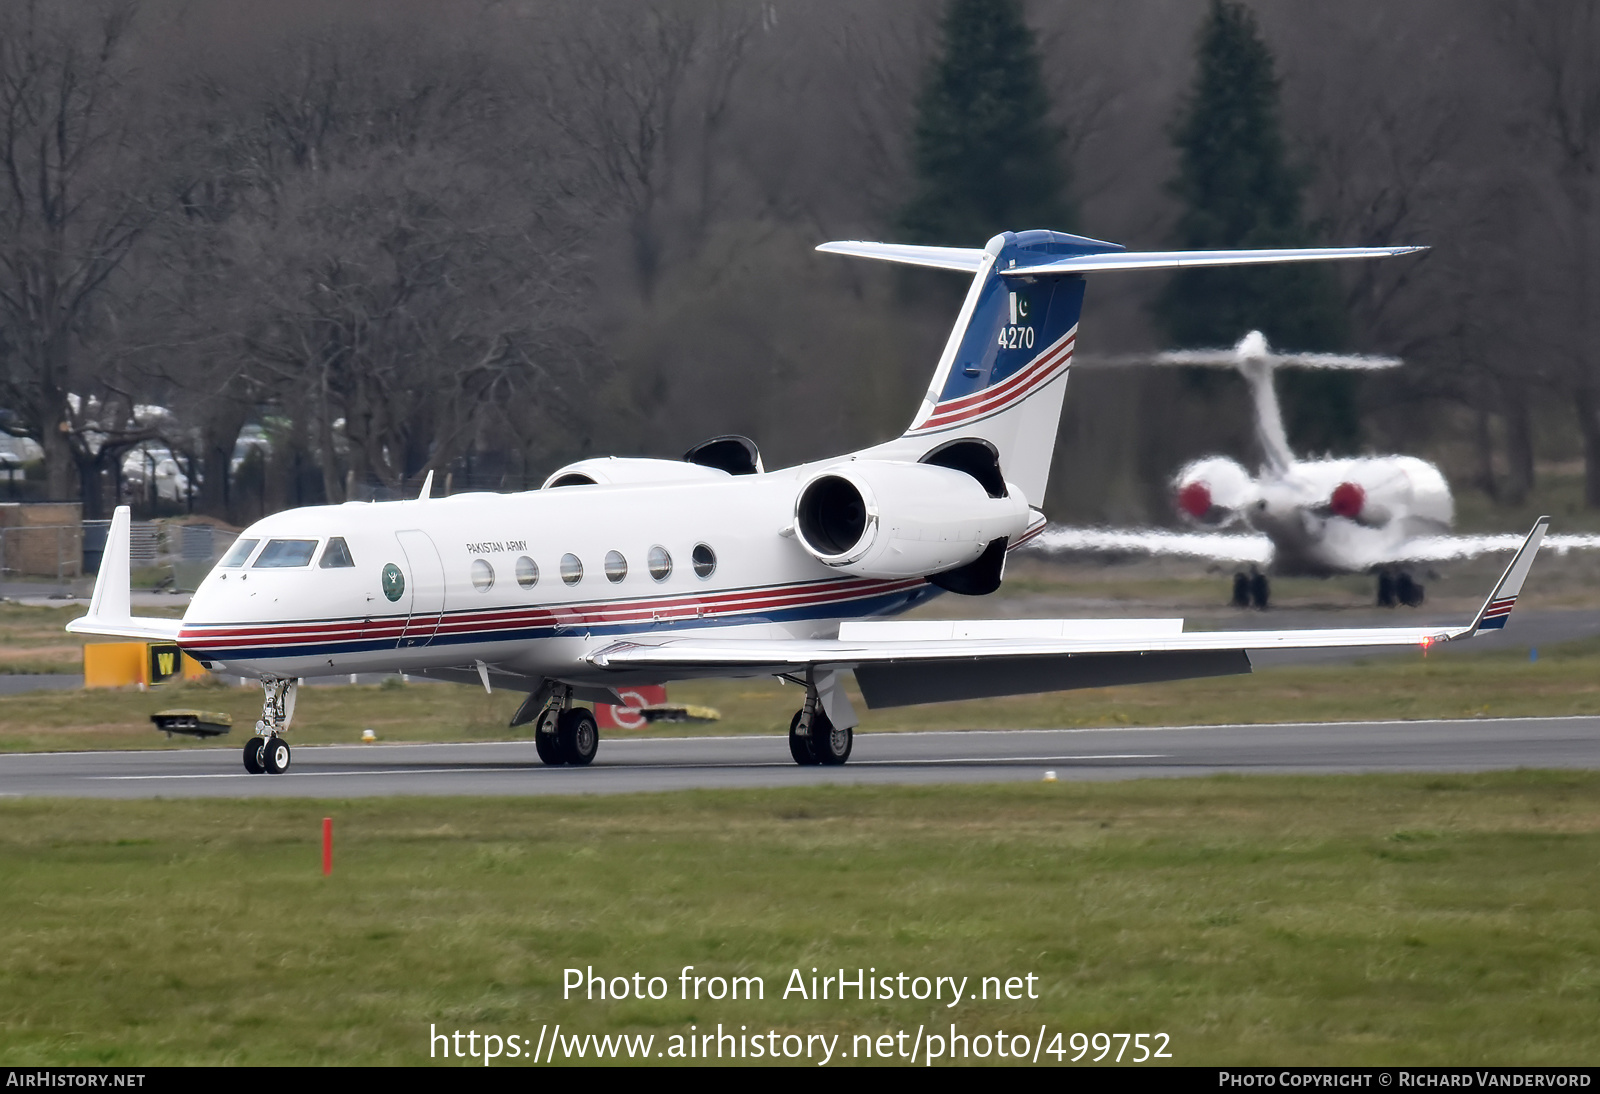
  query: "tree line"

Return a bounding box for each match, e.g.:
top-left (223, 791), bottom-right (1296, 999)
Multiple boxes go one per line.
top-left (0, 0), bottom-right (1594, 526)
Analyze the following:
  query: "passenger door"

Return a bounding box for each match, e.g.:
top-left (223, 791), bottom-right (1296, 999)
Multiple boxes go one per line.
top-left (395, 529), bottom-right (446, 648)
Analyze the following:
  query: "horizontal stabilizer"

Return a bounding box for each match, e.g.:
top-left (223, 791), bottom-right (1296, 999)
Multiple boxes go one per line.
top-left (1002, 246), bottom-right (1426, 277)
top-left (65, 505), bottom-right (186, 645)
top-left (814, 241), bottom-right (989, 272)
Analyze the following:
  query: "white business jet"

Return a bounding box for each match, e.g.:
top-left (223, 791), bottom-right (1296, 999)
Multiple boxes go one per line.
top-left (68, 230), bottom-right (1549, 775)
top-left (1042, 331), bottom-right (1600, 608)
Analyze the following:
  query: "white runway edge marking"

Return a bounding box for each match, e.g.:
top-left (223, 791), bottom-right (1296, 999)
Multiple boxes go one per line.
top-left (12, 713), bottom-right (1600, 760)
top-left (90, 754), bottom-right (1169, 780)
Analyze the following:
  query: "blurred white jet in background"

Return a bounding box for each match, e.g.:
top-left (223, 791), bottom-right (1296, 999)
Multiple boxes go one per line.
top-left (1034, 331), bottom-right (1600, 608)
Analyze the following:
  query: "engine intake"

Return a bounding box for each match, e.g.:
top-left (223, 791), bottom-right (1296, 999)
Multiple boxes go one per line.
top-left (793, 461), bottom-right (1029, 580)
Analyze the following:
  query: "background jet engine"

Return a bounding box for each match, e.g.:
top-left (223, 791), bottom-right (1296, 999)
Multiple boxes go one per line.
top-left (793, 461), bottom-right (1029, 580)
top-left (1317, 456), bottom-right (1453, 529)
top-left (1172, 456), bottom-right (1256, 527)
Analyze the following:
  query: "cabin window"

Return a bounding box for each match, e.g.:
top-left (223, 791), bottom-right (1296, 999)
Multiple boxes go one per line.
top-left (692, 543), bottom-right (716, 579)
top-left (560, 553), bottom-right (584, 586)
top-left (253, 539), bottom-right (319, 568)
top-left (471, 558), bottom-right (495, 592)
top-left (648, 545), bottom-right (672, 581)
top-left (319, 537), bottom-right (355, 569)
top-left (516, 556), bottom-right (538, 589)
top-left (604, 550), bottom-right (628, 583)
top-left (220, 538), bottom-right (259, 568)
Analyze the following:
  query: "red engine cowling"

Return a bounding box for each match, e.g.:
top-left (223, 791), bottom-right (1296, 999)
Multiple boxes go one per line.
top-left (793, 461), bottom-right (1030, 579)
top-left (1171, 457), bottom-right (1256, 527)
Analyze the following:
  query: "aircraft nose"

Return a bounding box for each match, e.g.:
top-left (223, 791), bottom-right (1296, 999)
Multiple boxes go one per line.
top-left (1177, 481), bottom-right (1212, 519)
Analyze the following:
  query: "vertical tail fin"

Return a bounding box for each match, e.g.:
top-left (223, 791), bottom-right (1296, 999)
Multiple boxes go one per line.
top-left (822, 230), bottom-right (1122, 504)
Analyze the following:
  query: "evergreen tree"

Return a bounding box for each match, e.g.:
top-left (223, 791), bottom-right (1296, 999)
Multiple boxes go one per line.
top-left (898, 0), bottom-right (1071, 246)
top-left (1155, 0), bottom-right (1356, 454)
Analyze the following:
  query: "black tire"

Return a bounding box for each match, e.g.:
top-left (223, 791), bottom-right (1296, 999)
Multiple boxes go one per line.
top-left (261, 736), bottom-right (291, 775)
top-left (243, 737), bottom-right (265, 774)
top-left (534, 727), bottom-right (563, 766)
top-left (813, 712), bottom-right (853, 766)
top-left (788, 710), bottom-right (818, 765)
top-left (1398, 572), bottom-right (1424, 607)
top-left (1377, 571), bottom-right (1396, 607)
top-left (1250, 572), bottom-right (1270, 610)
top-left (1231, 573), bottom-right (1250, 608)
top-left (558, 708), bottom-right (599, 766)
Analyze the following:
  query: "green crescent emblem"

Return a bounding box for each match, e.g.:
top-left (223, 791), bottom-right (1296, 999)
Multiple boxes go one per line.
top-left (1016, 296), bottom-right (1030, 319)
top-left (382, 563), bottom-right (405, 602)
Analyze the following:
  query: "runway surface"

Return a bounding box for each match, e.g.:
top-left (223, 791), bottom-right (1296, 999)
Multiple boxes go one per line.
top-left (4, 715), bottom-right (1598, 798)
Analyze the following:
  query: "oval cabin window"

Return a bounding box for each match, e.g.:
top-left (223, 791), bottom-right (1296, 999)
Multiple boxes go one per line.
top-left (648, 546), bottom-right (672, 581)
top-left (560, 553), bottom-right (584, 586)
top-left (471, 558), bottom-right (495, 592)
top-left (692, 543), bottom-right (716, 579)
top-left (604, 551), bottom-right (628, 583)
top-left (516, 556), bottom-right (538, 589)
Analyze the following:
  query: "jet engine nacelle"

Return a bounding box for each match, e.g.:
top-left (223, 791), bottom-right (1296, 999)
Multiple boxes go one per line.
top-left (542, 457), bottom-right (731, 489)
top-left (793, 461), bottom-right (1030, 580)
top-left (1172, 456), bottom-right (1257, 527)
top-left (1320, 456), bottom-right (1453, 528)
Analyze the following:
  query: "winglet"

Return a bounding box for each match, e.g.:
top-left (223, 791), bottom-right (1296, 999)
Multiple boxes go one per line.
top-left (418, 470), bottom-right (434, 501)
top-left (1459, 516), bottom-right (1548, 637)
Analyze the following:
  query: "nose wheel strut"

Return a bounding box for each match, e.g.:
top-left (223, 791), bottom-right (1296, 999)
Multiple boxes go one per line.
top-left (244, 676), bottom-right (299, 774)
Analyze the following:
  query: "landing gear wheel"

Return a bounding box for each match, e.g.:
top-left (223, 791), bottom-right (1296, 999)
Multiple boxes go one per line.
top-left (813, 713), bottom-right (852, 766)
top-left (243, 737), bottom-right (265, 774)
top-left (1250, 572), bottom-right (1270, 610)
top-left (788, 710), bottom-right (819, 765)
top-left (261, 736), bottom-right (292, 775)
top-left (1378, 571), bottom-right (1396, 607)
top-left (558, 708), bottom-right (598, 766)
top-left (1231, 573), bottom-right (1250, 608)
top-left (534, 729), bottom-right (563, 766)
top-left (1397, 572), bottom-right (1424, 607)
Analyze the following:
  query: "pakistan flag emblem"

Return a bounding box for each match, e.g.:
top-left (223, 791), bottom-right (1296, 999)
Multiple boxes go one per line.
top-left (382, 563), bottom-right (406, 602)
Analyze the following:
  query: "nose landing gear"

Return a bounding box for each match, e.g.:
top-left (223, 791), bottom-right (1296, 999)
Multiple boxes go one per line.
top-left (244, 676), bottom-right (298, 774)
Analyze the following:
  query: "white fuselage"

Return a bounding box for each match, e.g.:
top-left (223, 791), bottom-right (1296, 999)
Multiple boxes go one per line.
top-left (177, 459), bottom-right (1018, 683)
top-left (1245, 456), bottom-right (1453, 575)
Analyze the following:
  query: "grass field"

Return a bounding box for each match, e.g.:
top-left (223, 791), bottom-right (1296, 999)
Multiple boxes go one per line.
top-left (4, 634), bottom-right (1600, 754)
top-left (0, 774), bottom-right (1596, 1065)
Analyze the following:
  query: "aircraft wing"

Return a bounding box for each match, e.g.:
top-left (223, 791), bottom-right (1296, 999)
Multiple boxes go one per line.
top-left (587, 520), bottom-right (1547, 708)
top-left (1024, 525), bottom-right (1273, 565)
top-left (1375, 532), bottom-right (1600, 564)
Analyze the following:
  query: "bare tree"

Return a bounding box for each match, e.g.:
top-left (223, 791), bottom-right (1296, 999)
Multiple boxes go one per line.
top-left (0, 0), bottom-right (158, 511)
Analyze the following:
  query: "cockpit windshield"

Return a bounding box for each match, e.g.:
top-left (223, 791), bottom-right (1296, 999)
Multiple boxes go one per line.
top-left (219, 538), bottom-right (259, 568)
top-left (253, 539), bottom-right (319, 568)
top-left (319, 537), bottom-right (355, 568)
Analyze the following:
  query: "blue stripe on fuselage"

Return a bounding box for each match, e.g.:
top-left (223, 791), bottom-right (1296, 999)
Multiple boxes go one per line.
top-left (186, 583), bottom-right (943, 664)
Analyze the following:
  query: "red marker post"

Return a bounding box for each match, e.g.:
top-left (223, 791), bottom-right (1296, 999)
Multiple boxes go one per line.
top-left (322, 816), bottom-right (333, 876)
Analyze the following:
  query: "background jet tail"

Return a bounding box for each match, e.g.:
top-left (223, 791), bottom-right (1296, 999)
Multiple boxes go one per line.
top-left (1078, 330), bottom-right (1404, 476)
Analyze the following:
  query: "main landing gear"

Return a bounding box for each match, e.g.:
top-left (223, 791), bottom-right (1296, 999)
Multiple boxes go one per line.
top-left (522, 684), bottom-right (599, 767)
top-left (1231, 569), bottom-right (1270, 610)
top-left (1377, 570), bottom-right (1425, 608)
top-left (243, 676), bottom-right (299, 775)
top-left (786, 668), bottom-right (856, 766)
